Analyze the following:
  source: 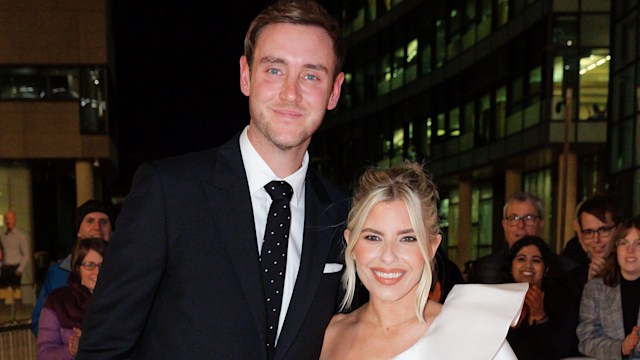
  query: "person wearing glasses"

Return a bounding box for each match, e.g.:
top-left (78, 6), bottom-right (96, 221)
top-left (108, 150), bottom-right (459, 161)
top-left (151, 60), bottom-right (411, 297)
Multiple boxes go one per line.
top-left (467, 192), bottom-right (545, 284)
top-left (566, 194), bottom-right (623, 310)
top-left (37, 238), bottom-right (108, 359)
top-left (577, 216), bottom-right (640, 359)
top-left (31, 200), bottom-right (113, 335)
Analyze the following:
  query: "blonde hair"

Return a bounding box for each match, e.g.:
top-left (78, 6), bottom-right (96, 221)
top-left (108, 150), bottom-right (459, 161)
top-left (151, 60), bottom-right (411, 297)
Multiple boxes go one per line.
top-left (341, 163), bottom-right (440, 322)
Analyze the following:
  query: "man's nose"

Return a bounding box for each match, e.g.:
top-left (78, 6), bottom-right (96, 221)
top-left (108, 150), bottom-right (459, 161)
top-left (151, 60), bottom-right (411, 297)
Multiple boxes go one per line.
top-left (280, 76), bottom-right (301, 103)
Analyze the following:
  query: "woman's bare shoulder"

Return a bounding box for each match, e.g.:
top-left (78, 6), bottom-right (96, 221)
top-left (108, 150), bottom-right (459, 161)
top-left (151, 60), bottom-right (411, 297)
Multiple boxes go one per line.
top-left (320, 308), bottom-right (365, 359)
top-left (327, 307), bottom-right (363, 331)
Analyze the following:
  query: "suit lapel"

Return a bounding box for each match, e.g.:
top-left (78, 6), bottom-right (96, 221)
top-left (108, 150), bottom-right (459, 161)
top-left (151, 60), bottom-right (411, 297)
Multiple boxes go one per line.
top-left (275, 172), bottom-right (338, 357)
top-left (201, 137), bottom-right (268, 355)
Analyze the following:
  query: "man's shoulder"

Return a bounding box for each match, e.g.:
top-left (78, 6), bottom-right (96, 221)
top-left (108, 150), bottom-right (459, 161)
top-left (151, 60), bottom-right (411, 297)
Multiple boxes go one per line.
top-left (474, 249), bottom-right (508, 265)
top-left (467, 249), bottom-right (509, 284)
top-left (139, 136), bottom-right (240, 180)
top-left (1, 228), bottom-right (28, 240)
top-left (44, 260), bottom-right (71, 287)
top-left (307, 168), bottom-right (346, 203)
top-left (151, 146), bottom-right (226, 172)
top-left (561, 237), bottom-right (589, 265)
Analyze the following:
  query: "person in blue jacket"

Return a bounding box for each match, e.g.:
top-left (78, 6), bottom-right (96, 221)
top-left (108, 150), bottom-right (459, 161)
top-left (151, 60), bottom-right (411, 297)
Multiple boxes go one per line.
top-left (31, 200), bottom-right (112, 335)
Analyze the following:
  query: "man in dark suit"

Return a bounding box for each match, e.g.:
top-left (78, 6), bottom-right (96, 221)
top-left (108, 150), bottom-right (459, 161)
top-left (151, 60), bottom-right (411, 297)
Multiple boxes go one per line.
top-left (77, 1), bottom-right (347, 359)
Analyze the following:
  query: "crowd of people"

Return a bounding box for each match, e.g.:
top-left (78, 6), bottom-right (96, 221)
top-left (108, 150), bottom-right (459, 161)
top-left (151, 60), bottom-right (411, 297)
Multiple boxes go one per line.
top-left (15, 0), bottom-right (640, 359)
top-left (464, 191), bottom-right (640, 359)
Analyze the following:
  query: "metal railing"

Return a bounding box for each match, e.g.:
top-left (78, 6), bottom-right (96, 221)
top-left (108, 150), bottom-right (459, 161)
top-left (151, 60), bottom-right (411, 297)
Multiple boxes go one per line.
top-left (0, 322), bottom-right (36, 360)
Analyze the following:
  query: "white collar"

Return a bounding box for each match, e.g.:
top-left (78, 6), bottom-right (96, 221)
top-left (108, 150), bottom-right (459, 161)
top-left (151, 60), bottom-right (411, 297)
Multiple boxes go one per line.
top-left (239, 126), bottom-right (308, 205)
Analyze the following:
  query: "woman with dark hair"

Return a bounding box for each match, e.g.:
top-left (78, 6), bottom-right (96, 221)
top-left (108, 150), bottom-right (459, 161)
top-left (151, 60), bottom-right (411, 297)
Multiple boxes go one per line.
top-left (578, 216), bottom-right (640, 359)
top-left (37, 238), bottom-right (107, 359)
top-left (506, 236), bottom-right (581, 359)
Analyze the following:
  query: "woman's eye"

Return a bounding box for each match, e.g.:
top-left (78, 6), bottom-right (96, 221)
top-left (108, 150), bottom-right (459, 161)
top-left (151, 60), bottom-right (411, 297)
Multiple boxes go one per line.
top-left (364, 235), bottom-right (380, 241)
top-left (401, 236), bottom-right (417, 242)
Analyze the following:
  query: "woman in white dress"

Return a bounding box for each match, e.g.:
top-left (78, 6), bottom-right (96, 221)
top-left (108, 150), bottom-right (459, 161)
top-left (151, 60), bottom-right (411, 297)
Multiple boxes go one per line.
top-left (320, 163), bottom-right (527, 360)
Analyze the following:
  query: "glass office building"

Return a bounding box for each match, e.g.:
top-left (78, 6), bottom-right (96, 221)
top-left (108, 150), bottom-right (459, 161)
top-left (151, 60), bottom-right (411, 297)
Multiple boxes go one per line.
top-left (313, 0), bottom-right (616, 269)
top-left (609, 0), bottom-right (640, 218)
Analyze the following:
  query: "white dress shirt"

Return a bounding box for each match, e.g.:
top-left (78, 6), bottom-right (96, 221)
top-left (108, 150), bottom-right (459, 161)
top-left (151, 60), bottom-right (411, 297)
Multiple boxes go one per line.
top-left (239, 126), bottom-right (307, 344)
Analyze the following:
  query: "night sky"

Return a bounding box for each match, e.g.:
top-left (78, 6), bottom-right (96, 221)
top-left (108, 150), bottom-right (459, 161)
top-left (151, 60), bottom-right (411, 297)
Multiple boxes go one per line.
top-left (109, 1), bottom-right (271, 188)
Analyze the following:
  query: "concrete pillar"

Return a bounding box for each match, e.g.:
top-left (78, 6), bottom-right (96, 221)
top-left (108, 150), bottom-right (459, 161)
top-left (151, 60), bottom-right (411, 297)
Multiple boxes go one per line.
top-left (505, 168), bottom-right (522, 199)
top-left (555, 152), bottom-right (577, 253)
top-left (75, 160), bottom-right (94, 206)
top-left (457, 180), bottom-right (472, 270)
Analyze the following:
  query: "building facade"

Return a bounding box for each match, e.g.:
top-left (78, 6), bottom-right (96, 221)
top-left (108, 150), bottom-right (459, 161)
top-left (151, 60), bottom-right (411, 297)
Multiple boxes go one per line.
top-left (609, 0), bottom-right (640, 216)
top-left (0, 0), bottom-right (113, 294)
top-left (314, 0), bottom-right (616, 270)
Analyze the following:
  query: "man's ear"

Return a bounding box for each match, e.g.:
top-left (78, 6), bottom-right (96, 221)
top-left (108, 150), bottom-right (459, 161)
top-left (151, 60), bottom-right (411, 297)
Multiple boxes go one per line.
top-left (326, 72), bottom-right (345, 110)
top-left (239, 55), bottom-right (251, 97)
top-left (572, 218), bottom-right (580, 233)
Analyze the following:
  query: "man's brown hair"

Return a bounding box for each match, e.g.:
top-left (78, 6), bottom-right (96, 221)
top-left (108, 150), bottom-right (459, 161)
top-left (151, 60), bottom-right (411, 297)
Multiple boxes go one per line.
top-left (244, 0), bottom-right (344, 78)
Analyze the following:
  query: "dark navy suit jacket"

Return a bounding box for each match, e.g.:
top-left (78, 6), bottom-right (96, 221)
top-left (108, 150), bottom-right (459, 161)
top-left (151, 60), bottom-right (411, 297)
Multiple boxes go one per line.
top-left (77, 134), bottom-right (348, 359)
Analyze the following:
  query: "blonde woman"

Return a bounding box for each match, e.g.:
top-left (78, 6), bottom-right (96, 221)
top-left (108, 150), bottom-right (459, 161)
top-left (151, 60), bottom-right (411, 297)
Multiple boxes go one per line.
top-left (320, 163), bottom-right (527, 359)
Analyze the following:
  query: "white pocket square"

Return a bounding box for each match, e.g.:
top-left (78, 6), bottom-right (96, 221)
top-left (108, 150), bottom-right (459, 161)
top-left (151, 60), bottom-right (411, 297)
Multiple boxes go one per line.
top-left (323, 263), bottom-right (343, 273)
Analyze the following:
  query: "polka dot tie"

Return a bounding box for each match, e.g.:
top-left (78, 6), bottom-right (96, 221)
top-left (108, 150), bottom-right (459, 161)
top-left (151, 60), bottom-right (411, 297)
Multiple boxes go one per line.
top-left (261, 180), bottom-right (293, 357)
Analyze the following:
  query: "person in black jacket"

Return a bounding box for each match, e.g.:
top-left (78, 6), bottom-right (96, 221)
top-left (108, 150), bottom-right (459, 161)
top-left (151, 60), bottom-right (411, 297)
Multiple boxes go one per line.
top-left (506, 236), bottom-right (582, 359)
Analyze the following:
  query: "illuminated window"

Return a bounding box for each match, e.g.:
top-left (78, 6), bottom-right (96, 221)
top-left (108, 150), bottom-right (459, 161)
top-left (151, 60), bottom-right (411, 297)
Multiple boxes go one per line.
top-left (450, 107), bottom-right (460, 136)
top-left (578, 50), bottom-right (610, 120)
top-left (448, 9), bottom-right (461, 59)
top-left (524, 168), bottom-right (553, 244)
top-left (551, 57), bottom-right (565, 121)
top-left (0, 66), bottom-right (108, 134)
top-left (495, 86), bottom-right (506, 138)
top-left (471, 184), bottom-right (493, 259)
top-left (497, 0), bottom-right (509, 27)
top-left (424, 116), bottom-right (433, 157)
top-left (378, 54), bottom-right (392, 95)
top-left (406, 38), bottom-right (418, 83)
top-left (477, 94), bottom-right (491, 144)
top-left (462, 0), bottom-right (477, 50)
top-left (420, 42), bottom-right (432, 75)
top-left (436, 19), bottom-right (446, 68)
top-left (437, 113), bottom-right (446, 137)
top-left (392, 46), bottom-right (405, 90)
top-left (478, 0), bottom-right (492, 40)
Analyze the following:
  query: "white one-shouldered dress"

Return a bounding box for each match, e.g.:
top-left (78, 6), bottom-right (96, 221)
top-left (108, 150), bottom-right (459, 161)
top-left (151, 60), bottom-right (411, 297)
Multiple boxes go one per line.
top-left (393, 283), bottom-right (528, 360)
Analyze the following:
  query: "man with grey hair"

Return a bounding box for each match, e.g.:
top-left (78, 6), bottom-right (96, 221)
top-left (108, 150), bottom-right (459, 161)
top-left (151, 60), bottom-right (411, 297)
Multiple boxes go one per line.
top-left (467, 192), bottom-right (545, 283)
